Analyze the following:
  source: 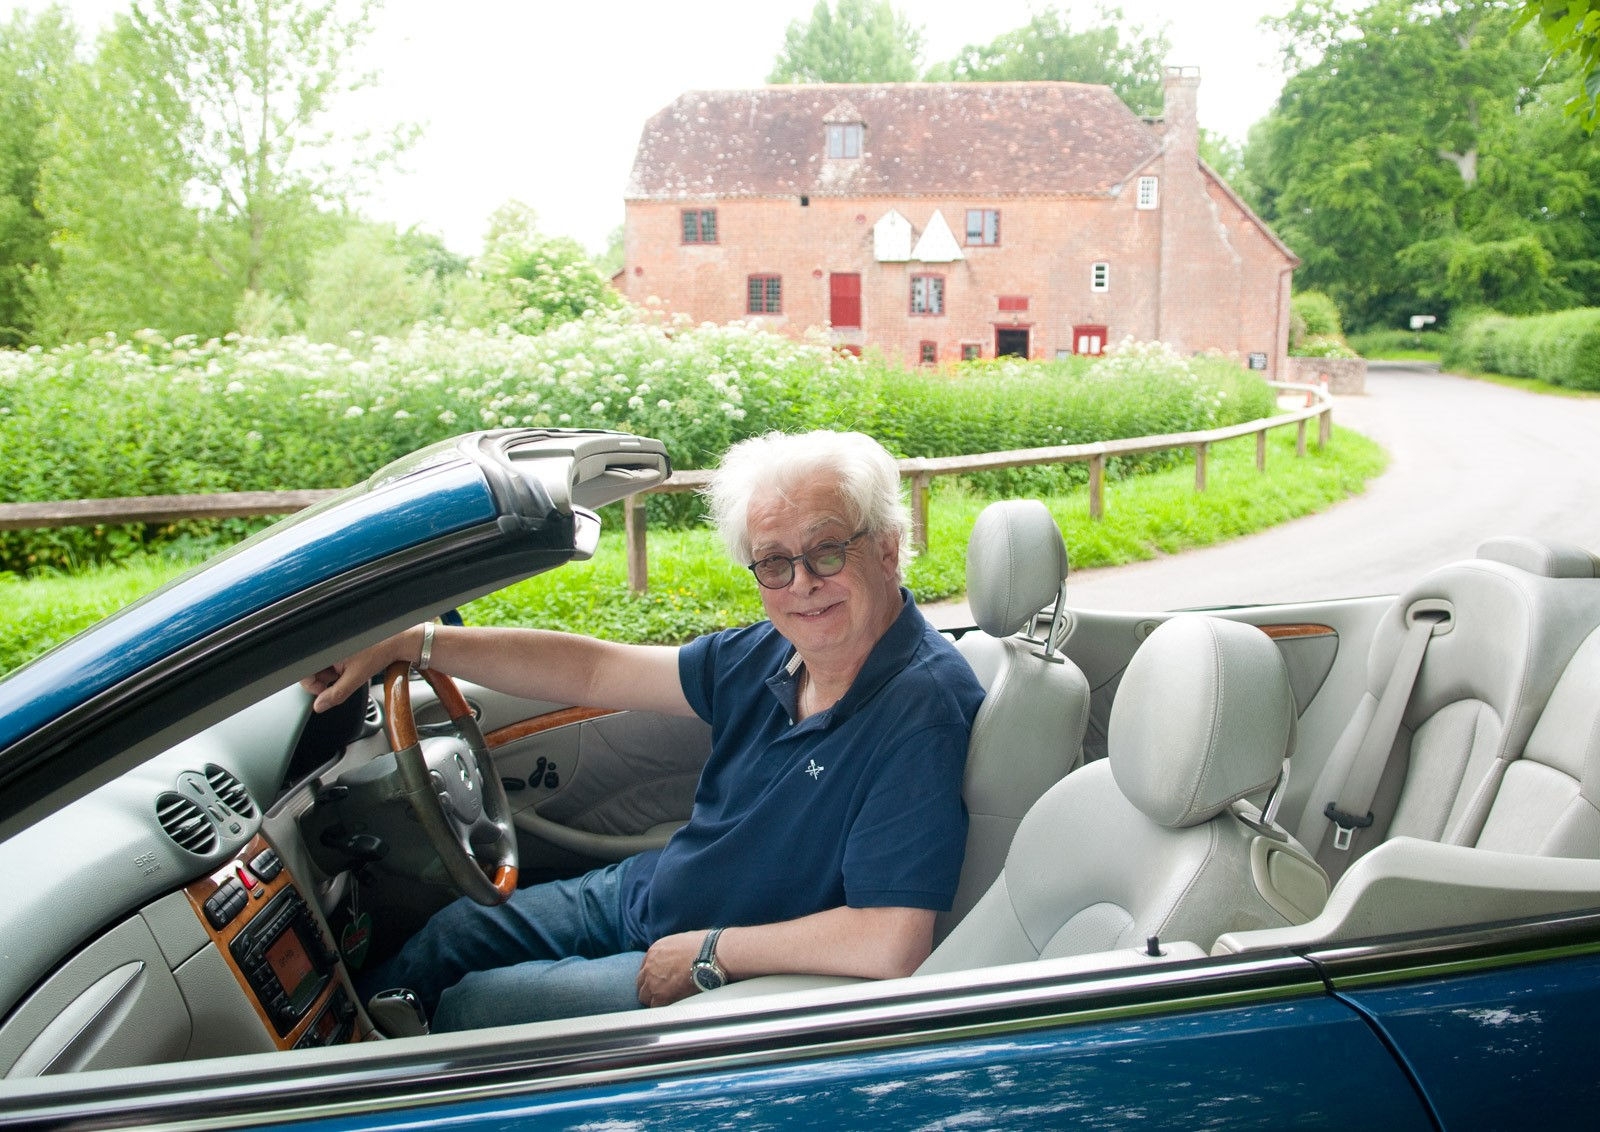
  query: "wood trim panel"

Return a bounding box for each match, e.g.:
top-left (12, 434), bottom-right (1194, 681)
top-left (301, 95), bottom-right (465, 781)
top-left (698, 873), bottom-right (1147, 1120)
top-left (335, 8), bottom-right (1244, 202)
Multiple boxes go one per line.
top-left (485, 707), bottom-right (620, 750)
top-left (1258, 623), bottom-right (1337, 641)
top-left (182, 835), bottom-right (354, 1051)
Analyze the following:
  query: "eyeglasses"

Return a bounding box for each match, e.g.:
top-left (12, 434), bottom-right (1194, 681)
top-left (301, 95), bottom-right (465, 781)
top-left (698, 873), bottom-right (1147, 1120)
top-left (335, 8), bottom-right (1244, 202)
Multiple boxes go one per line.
top-left (748, 530), bottom-right (868, 589)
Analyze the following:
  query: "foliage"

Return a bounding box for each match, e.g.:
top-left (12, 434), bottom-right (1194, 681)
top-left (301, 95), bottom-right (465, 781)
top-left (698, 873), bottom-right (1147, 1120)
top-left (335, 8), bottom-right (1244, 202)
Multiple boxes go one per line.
top-left (23, 0), bottom-right (406, 344)
top-left (768, 0), bottom-right (923, 83)
top-left (1444, 306), bottom-right (1600, 389)
top-left (925, 4), bottom-right (1170, 116)
top-left (1290, 291), bottom-right (1345, 343)
top-left (0, 313), bottom-right (1275, 573)
top-left (1249, 0), bottom-right (1595, 330)
top-left (0, 426), bottom-right (1386, 676)
top-left (1345, 328), bottom-right (1446, 358)
top-left (1515, 0), bottom-right (1600, 127)
top-left (302, 223), bottom-right (437, 341)
top-left (436, 201), bottom-right (620, 336)
top-left (0, 7), bottom-right (76, 347)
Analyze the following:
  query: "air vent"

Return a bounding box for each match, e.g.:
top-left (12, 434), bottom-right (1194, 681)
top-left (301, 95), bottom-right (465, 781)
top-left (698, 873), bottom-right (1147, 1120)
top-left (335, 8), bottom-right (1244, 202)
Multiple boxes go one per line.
top-left (156, 792), bottom-right (218, 855)
top-left (204, 765), bottom-right (257, 818)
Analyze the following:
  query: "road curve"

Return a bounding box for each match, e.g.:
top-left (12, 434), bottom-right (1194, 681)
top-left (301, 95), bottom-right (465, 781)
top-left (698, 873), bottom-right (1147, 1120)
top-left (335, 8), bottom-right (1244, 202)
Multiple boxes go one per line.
top-left (925, 364), bottom-right (1600, 624)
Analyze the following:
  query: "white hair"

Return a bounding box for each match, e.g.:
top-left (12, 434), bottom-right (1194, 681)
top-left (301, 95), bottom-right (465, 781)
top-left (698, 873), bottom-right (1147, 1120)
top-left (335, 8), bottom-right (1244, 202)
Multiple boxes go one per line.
top-left (705, 430), bottom-right (914, 579)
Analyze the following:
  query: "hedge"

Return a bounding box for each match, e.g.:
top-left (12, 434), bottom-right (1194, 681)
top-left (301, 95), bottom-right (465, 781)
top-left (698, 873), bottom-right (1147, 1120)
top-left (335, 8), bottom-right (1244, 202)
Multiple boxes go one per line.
top-left (1444, 308), bottom-right (1600, 391)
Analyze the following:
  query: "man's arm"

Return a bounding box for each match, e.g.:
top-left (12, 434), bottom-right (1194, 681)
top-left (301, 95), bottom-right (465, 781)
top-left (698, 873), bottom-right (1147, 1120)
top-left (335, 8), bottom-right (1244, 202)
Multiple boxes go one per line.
top-left (302, 623), bottom-right (693, 718)
top-left (635, 905), bottom-right (935, 1008)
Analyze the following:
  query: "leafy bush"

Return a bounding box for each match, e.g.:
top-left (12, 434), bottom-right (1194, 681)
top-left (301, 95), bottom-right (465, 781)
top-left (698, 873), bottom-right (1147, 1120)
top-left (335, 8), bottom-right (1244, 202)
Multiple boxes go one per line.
top-left (1290, 291), bottom-right (1345, 347)
top-left (0, 312), bottom-right (1277, 572)
top-left (1292, 335), bottom-right (1361, 359)
top-left (1444, 308), bottom-right (1600, 391)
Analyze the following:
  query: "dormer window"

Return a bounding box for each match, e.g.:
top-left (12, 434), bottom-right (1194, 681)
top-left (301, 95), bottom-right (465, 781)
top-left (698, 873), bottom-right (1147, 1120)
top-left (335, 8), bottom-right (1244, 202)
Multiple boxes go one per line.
top-left (827, 123), bottom-right (863, 159)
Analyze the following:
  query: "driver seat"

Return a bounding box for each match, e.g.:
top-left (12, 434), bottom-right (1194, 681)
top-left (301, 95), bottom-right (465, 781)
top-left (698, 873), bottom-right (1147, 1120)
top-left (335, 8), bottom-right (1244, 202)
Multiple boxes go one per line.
top-left (938, 500), bottom-right (1091, 941)
top-left (921, 615), bottom-right (1327, 973)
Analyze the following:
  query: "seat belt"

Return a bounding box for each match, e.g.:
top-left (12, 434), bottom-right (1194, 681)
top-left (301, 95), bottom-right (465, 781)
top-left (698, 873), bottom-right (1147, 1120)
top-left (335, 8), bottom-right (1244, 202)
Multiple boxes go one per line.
top-left (1310, 603), bottom-right (1451, 871)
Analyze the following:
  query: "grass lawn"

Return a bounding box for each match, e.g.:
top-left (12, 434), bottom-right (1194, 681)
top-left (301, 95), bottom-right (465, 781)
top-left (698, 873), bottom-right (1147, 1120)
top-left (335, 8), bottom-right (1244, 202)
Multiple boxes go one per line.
top-left (0, 424), bottom-right (1385, 677)
top-left (1447, 367), bottom-right (1600, 399)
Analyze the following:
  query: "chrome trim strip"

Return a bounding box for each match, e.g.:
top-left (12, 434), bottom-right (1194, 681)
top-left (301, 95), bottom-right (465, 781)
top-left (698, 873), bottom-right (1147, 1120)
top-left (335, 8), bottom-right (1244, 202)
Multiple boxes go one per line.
top-left (1309, 907), bottom-right (1600, 989)
top-left (1, 953), bottom-right (1324, 1130)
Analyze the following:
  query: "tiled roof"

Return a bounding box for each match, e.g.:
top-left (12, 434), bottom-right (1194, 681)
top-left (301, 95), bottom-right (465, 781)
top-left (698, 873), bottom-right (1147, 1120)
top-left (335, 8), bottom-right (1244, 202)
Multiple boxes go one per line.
top-left (627, 83), bottom-right (1164, 200)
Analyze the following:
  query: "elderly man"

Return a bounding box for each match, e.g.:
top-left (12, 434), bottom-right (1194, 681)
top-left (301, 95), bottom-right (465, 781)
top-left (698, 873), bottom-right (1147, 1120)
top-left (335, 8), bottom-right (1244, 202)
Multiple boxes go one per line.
top-left (303, 429), bottom-right (984, 1030)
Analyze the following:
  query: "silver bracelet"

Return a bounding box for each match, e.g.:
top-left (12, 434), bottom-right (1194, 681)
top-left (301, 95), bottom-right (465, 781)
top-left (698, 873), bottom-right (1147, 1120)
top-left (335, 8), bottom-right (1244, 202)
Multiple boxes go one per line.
top-left (417, 621), bottom-right (436, 671)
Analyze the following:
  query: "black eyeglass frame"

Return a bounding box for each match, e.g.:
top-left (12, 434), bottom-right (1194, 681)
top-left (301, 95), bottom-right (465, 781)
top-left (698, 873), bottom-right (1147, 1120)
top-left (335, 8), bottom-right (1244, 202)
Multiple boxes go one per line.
top-left (747, 529), bottom-right (869, 590)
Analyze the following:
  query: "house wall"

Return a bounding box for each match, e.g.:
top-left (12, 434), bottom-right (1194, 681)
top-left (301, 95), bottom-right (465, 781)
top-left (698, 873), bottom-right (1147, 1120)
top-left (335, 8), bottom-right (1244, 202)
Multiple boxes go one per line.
top-left (623, 172), bottom-right (1288, 374)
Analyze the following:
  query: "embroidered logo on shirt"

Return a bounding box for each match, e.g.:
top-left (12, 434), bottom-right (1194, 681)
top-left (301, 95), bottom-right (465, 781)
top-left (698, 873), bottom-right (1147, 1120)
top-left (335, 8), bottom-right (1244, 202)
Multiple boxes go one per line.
top-left (805, 759), bottom-right (825, 780)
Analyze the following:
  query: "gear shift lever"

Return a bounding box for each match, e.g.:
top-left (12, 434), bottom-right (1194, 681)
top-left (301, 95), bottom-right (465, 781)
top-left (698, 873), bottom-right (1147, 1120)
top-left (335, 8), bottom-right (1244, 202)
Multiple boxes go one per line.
top-left (366, 988), bottom-right (429, 1038)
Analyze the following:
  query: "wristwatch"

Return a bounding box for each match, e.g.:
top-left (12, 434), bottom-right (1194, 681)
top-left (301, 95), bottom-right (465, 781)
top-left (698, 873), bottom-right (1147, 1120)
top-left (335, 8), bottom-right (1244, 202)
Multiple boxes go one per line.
top-left (691, 927), bottom-right (727, 992)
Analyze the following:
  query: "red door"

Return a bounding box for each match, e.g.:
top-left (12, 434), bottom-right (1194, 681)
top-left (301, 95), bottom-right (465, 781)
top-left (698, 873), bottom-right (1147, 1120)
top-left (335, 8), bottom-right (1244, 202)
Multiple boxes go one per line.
top-left (830, 273), bottom-right (861, 328)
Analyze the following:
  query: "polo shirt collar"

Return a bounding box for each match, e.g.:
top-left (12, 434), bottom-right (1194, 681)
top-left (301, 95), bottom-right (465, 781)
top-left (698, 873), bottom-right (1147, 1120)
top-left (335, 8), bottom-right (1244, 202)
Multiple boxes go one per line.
top-left (766, 588), bottom-right (923, 727)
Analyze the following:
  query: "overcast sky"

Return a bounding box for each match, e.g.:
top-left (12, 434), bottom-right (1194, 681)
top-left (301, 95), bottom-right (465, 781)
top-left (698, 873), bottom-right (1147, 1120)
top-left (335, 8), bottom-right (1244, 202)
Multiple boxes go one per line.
top-left (3, 0), bottom-right (1292, 256)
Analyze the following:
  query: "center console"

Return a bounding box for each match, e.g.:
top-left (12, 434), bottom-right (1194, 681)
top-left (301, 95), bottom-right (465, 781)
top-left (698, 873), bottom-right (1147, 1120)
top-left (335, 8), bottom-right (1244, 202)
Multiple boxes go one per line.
top-left (186, 835), bottom-right (361, 1050)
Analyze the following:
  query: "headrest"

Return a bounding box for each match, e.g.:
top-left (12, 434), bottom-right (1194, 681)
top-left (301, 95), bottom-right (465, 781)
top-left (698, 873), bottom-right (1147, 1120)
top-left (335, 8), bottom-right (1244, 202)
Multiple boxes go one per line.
top-left (966, 500), bottom-right (1068, 638)
top-left (1477, 536), bottom-right (1600, 579)
top-left (1110, 616), bottom-right (1295, 829)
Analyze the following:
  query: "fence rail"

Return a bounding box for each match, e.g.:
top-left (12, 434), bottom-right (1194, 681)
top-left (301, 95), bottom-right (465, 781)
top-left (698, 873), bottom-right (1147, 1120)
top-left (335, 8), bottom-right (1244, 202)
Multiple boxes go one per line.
top-left (0, 381), bottom-right (1332, 594)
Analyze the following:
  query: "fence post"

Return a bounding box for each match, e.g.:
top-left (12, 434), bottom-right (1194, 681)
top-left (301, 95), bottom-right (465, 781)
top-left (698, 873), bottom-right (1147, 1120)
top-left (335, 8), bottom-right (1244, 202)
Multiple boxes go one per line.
top-left (1256, 429), bottom-right (1267, 472)
top-left (1194, 442), bottom-right (1208, 492)
top-left (909, 472), bottom-right (931, 552)
top-left (625, 495), bottom-right (648, 594)
top-left (1296, 419), bottom-right (1308, 457)
top-left (1318, 405), bottom-right (1332, 448)
top-left (1089, 454), bottom-right (1105, 521)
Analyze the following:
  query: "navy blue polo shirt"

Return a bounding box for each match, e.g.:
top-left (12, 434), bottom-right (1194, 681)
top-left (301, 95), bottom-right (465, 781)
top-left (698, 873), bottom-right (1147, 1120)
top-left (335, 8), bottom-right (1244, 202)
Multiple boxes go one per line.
top-left (619, 590), bottom-right (983, 947)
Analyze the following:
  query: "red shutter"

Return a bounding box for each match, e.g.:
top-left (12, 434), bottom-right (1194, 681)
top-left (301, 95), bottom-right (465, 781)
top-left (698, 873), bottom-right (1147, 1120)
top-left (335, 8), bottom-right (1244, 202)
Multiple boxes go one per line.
top-left (829, 273), bottom-right (861, 328)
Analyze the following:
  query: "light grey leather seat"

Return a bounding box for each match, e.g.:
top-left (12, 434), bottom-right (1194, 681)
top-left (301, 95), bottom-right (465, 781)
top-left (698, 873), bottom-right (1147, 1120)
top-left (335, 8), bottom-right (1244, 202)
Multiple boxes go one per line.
top-left (922, 615), bottom-right (1326, 973)
top-left (1294, 537), bottom-right (1600, 878)
top-left (940, 500), bottom-right (1091, 941)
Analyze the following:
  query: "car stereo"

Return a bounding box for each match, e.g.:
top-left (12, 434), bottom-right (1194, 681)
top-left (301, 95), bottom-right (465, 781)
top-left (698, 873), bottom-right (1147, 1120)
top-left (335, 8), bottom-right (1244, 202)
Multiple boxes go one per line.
top-left (229, 888), bottom-right (339, 1037)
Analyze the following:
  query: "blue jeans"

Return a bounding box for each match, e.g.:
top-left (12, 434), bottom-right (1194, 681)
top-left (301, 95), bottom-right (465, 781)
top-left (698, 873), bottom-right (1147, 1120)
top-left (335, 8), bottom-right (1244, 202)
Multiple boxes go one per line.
top-left (361, 860), bottom-right (648, 1031)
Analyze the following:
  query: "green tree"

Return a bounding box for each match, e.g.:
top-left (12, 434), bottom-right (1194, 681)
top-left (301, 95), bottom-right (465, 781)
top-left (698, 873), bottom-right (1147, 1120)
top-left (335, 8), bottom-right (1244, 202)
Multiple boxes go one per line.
top-left (1516, 0), bottom-right (1600, 126)
top-left (0, 6), bottom-right (75, 346)
top-left (302, 223), bottom-right (436, 341)
top-left (440, 200), bottom-right (621, 334)
top-left (28, 0), bottom-right (402, 342)
top-left (1250, 0), bottom-right (1577, 328)
top-left (768, 0), bottom-right (923, 83)
top-left (925, 5), bottom-right (1170, 115)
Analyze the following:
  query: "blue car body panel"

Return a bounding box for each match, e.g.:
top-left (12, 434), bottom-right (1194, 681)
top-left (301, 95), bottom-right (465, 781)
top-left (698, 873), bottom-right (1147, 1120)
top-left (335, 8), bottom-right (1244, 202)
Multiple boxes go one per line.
top-left (1338, 951), bottom-right (1600, 1129)
top-left (0, 463), bottom-right (496, 755)
top-left (276, 995), bottom-right (1431, 1131)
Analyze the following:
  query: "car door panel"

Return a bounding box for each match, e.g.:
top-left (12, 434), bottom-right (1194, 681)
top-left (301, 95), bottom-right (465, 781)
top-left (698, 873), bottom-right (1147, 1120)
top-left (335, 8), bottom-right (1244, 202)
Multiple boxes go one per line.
top-left (1332, 947), bottom-right (1600, 1130)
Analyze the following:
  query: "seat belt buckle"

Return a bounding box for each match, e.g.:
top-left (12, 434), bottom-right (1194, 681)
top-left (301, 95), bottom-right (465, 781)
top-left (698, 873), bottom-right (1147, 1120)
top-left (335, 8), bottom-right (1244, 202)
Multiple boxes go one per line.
top-left (1324, 803), bottom-right (1374, 852)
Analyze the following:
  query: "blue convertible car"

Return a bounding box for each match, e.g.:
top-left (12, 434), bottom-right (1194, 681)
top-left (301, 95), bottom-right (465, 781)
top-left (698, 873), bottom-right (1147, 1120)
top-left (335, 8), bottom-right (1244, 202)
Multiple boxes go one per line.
top-left (2, 428), bottom-right (1599, 1129)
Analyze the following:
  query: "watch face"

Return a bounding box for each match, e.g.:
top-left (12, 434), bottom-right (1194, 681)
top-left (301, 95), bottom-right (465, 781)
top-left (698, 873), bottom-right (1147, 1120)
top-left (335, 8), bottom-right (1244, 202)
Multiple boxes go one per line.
top-left (692, 963), bottom-right (725, 991)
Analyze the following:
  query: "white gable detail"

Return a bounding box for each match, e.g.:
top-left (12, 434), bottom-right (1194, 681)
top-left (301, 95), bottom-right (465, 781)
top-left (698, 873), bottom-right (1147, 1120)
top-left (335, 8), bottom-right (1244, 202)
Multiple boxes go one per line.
top-left (873, 209), bottom-right (913, 262)
top-left (912, 211), bottom-right (964, 263)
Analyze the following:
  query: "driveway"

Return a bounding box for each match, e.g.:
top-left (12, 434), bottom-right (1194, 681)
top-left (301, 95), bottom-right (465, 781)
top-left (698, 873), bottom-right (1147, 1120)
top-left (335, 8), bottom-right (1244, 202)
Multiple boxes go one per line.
top-left (925, 364), bottom-right (1600, 626)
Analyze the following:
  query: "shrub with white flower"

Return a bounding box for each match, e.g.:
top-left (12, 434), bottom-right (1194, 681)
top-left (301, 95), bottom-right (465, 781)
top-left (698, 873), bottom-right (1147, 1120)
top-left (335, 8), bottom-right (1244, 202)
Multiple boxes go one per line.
top-left (0, 307), bottom-right (1273, 572)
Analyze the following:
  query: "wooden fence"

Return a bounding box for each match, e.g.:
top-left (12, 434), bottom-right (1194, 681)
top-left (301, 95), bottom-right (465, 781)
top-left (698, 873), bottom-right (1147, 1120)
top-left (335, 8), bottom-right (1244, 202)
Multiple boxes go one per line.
top-left (0, 382), bottom-right (1332, 595)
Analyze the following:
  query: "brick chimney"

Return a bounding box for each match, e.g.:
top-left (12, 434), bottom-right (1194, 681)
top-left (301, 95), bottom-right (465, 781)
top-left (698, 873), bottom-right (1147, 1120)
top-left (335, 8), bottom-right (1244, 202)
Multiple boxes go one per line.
top-left (1162, 66), bottom-right (1201, 159)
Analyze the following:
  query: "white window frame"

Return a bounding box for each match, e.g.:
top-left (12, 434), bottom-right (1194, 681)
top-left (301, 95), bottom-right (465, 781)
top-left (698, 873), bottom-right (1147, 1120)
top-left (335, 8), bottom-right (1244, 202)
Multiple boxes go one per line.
top-left (1136, 176), bottom-right (1159, 210)
top-left (1091, 262), bottom-right (1110, 293)
top-left (827, 123), bottom-right (863, 159)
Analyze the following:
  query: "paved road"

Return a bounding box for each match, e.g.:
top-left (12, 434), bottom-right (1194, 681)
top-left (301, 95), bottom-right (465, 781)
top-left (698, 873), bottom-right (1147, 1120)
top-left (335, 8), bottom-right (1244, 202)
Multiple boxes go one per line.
top-left (925, 364), bottom-right (1600, 626)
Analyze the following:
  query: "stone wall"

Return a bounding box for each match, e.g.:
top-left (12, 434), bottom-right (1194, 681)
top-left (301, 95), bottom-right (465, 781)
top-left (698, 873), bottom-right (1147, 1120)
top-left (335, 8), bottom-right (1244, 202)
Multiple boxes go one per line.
top-left (1287, 355), bottom-right (1367, 395)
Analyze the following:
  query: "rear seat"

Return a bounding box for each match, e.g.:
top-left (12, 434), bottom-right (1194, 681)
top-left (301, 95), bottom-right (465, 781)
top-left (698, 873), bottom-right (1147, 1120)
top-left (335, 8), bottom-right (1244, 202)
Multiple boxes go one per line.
top-left (1218, 537), bottom-right (1600, 953)
top-left (1292, 537), bottom-right (1600, 879)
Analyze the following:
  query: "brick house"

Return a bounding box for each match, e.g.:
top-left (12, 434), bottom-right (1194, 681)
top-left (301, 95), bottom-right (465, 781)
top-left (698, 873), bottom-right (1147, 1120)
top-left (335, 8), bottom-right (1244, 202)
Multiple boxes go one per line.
top-left (620, 69), bottom-right (1298, 375)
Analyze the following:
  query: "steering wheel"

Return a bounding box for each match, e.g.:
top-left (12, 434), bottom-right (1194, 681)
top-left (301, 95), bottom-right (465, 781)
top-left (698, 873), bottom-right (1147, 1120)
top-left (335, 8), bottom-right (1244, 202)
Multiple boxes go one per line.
top-left (383, 661), bottom-right (519, 905)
